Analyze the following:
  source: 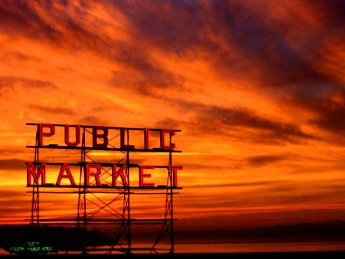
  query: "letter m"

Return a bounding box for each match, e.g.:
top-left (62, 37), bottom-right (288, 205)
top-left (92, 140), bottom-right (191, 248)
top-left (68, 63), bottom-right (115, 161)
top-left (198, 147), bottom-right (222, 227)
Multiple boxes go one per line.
top-left (27, 162), bottom-right (46, 185)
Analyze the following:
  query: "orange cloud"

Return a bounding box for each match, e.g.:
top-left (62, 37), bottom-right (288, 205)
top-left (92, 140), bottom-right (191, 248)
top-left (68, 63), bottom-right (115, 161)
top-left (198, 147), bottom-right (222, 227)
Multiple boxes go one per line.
top-left (1, 1), bottom-right (345, 249)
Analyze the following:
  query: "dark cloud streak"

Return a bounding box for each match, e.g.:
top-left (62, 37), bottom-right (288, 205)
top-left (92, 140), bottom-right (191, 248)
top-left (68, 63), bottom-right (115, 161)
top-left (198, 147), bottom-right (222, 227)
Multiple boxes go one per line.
top-left (0, 76), bottom-right (56, 89)
top-left (185, 180), bottom-right (284, 189)
top-left (247, 155), bottom-right (285, 167)
top-left (0, 159), bottom-right (25, 170)
top-left (173, 100), bottom-right (316, 143)
top-left (28, 104), bottom-right (76, 116)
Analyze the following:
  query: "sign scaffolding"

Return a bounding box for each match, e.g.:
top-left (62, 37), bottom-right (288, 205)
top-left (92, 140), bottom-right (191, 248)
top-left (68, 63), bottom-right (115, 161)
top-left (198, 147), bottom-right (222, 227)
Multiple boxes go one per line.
top-left (26, 123), bottom-right (183, 254)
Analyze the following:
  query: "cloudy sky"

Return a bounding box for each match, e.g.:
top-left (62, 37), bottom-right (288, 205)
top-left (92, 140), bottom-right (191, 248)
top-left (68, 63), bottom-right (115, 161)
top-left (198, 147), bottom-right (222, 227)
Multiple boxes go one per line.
top-left (1, 0), bottom-right (345, 241)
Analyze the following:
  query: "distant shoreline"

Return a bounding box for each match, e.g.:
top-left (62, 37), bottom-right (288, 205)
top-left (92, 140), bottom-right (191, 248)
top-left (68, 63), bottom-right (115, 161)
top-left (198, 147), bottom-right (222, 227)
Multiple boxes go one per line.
top-left (1, 251), bottom-right (345, 257)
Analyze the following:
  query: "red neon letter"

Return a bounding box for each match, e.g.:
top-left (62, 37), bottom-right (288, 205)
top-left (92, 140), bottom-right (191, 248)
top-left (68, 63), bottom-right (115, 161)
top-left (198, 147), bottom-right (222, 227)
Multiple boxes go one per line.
top-left (92, 127), bottom-right (108, 148)
top-left (112, 165), bottom-right (128, 187)
top-left (169, 166), bottom-right (183, 187)
top-left (27, 162), bottom-right (46, 185)
top-left (120, 129), bottom-right (135, 149)
top-left (56, 163), bottom-right (76, 186)
top-left (65, 125), bottom-right (80, 146)
top-left (86, 164), bottom-right (102, 186)
top-left (39, 123), bottom-right (55, 146)
top-left (160, 129), bottom-right (176, 150)
top-left (139, 166), bottom-right (155, 187)
top-left (144, 128), bottom-right (149, 150)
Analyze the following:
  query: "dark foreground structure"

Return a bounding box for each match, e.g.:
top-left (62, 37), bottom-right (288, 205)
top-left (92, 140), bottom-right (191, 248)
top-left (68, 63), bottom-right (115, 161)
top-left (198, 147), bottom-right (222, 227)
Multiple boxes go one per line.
top-left (0, 224), bottom-right (112, 255)
top-left (1, 225), bottom-right (345, 257)
top-left (1, 251), bottom-right (345, 258)
top-left (25, 123), bottom-right (183, 254)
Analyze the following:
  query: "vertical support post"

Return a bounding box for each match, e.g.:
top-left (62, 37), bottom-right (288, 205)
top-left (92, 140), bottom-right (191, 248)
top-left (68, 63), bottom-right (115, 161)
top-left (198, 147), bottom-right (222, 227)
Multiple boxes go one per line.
top-left (31, 127), bottom-right (40, 225)
top-left (118, 129), bottom-right (132, 254)
top-left (126, 129), bottom-right (131, 253)
top-left (168, 132), bottom-right (174, 253)
top-left (77, 128), bottom-right (87, 254)
top-left (152, 130), bottom-right (175, 254)
top-left (77, 128), bottom-right (87, 228)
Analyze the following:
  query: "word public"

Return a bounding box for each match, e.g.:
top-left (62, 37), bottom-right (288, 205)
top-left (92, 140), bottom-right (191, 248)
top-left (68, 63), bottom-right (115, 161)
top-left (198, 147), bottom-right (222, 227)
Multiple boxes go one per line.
top-left (38, 123), bottom-right (177, 150)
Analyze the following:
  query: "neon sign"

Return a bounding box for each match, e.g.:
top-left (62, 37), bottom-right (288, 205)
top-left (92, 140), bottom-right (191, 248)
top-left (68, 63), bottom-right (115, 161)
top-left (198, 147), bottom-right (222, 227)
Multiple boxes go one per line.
top-left (9, 241), bottom-right (53, 254)
top-left (26, 123), bottom-right (183, 188)
top-left (36, 124), bottom-right (177, 150)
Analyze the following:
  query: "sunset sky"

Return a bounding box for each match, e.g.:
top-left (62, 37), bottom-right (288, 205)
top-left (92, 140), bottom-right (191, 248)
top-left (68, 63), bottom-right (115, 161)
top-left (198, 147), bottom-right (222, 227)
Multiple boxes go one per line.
top-left (1, 0), bottom-right (345, 243)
